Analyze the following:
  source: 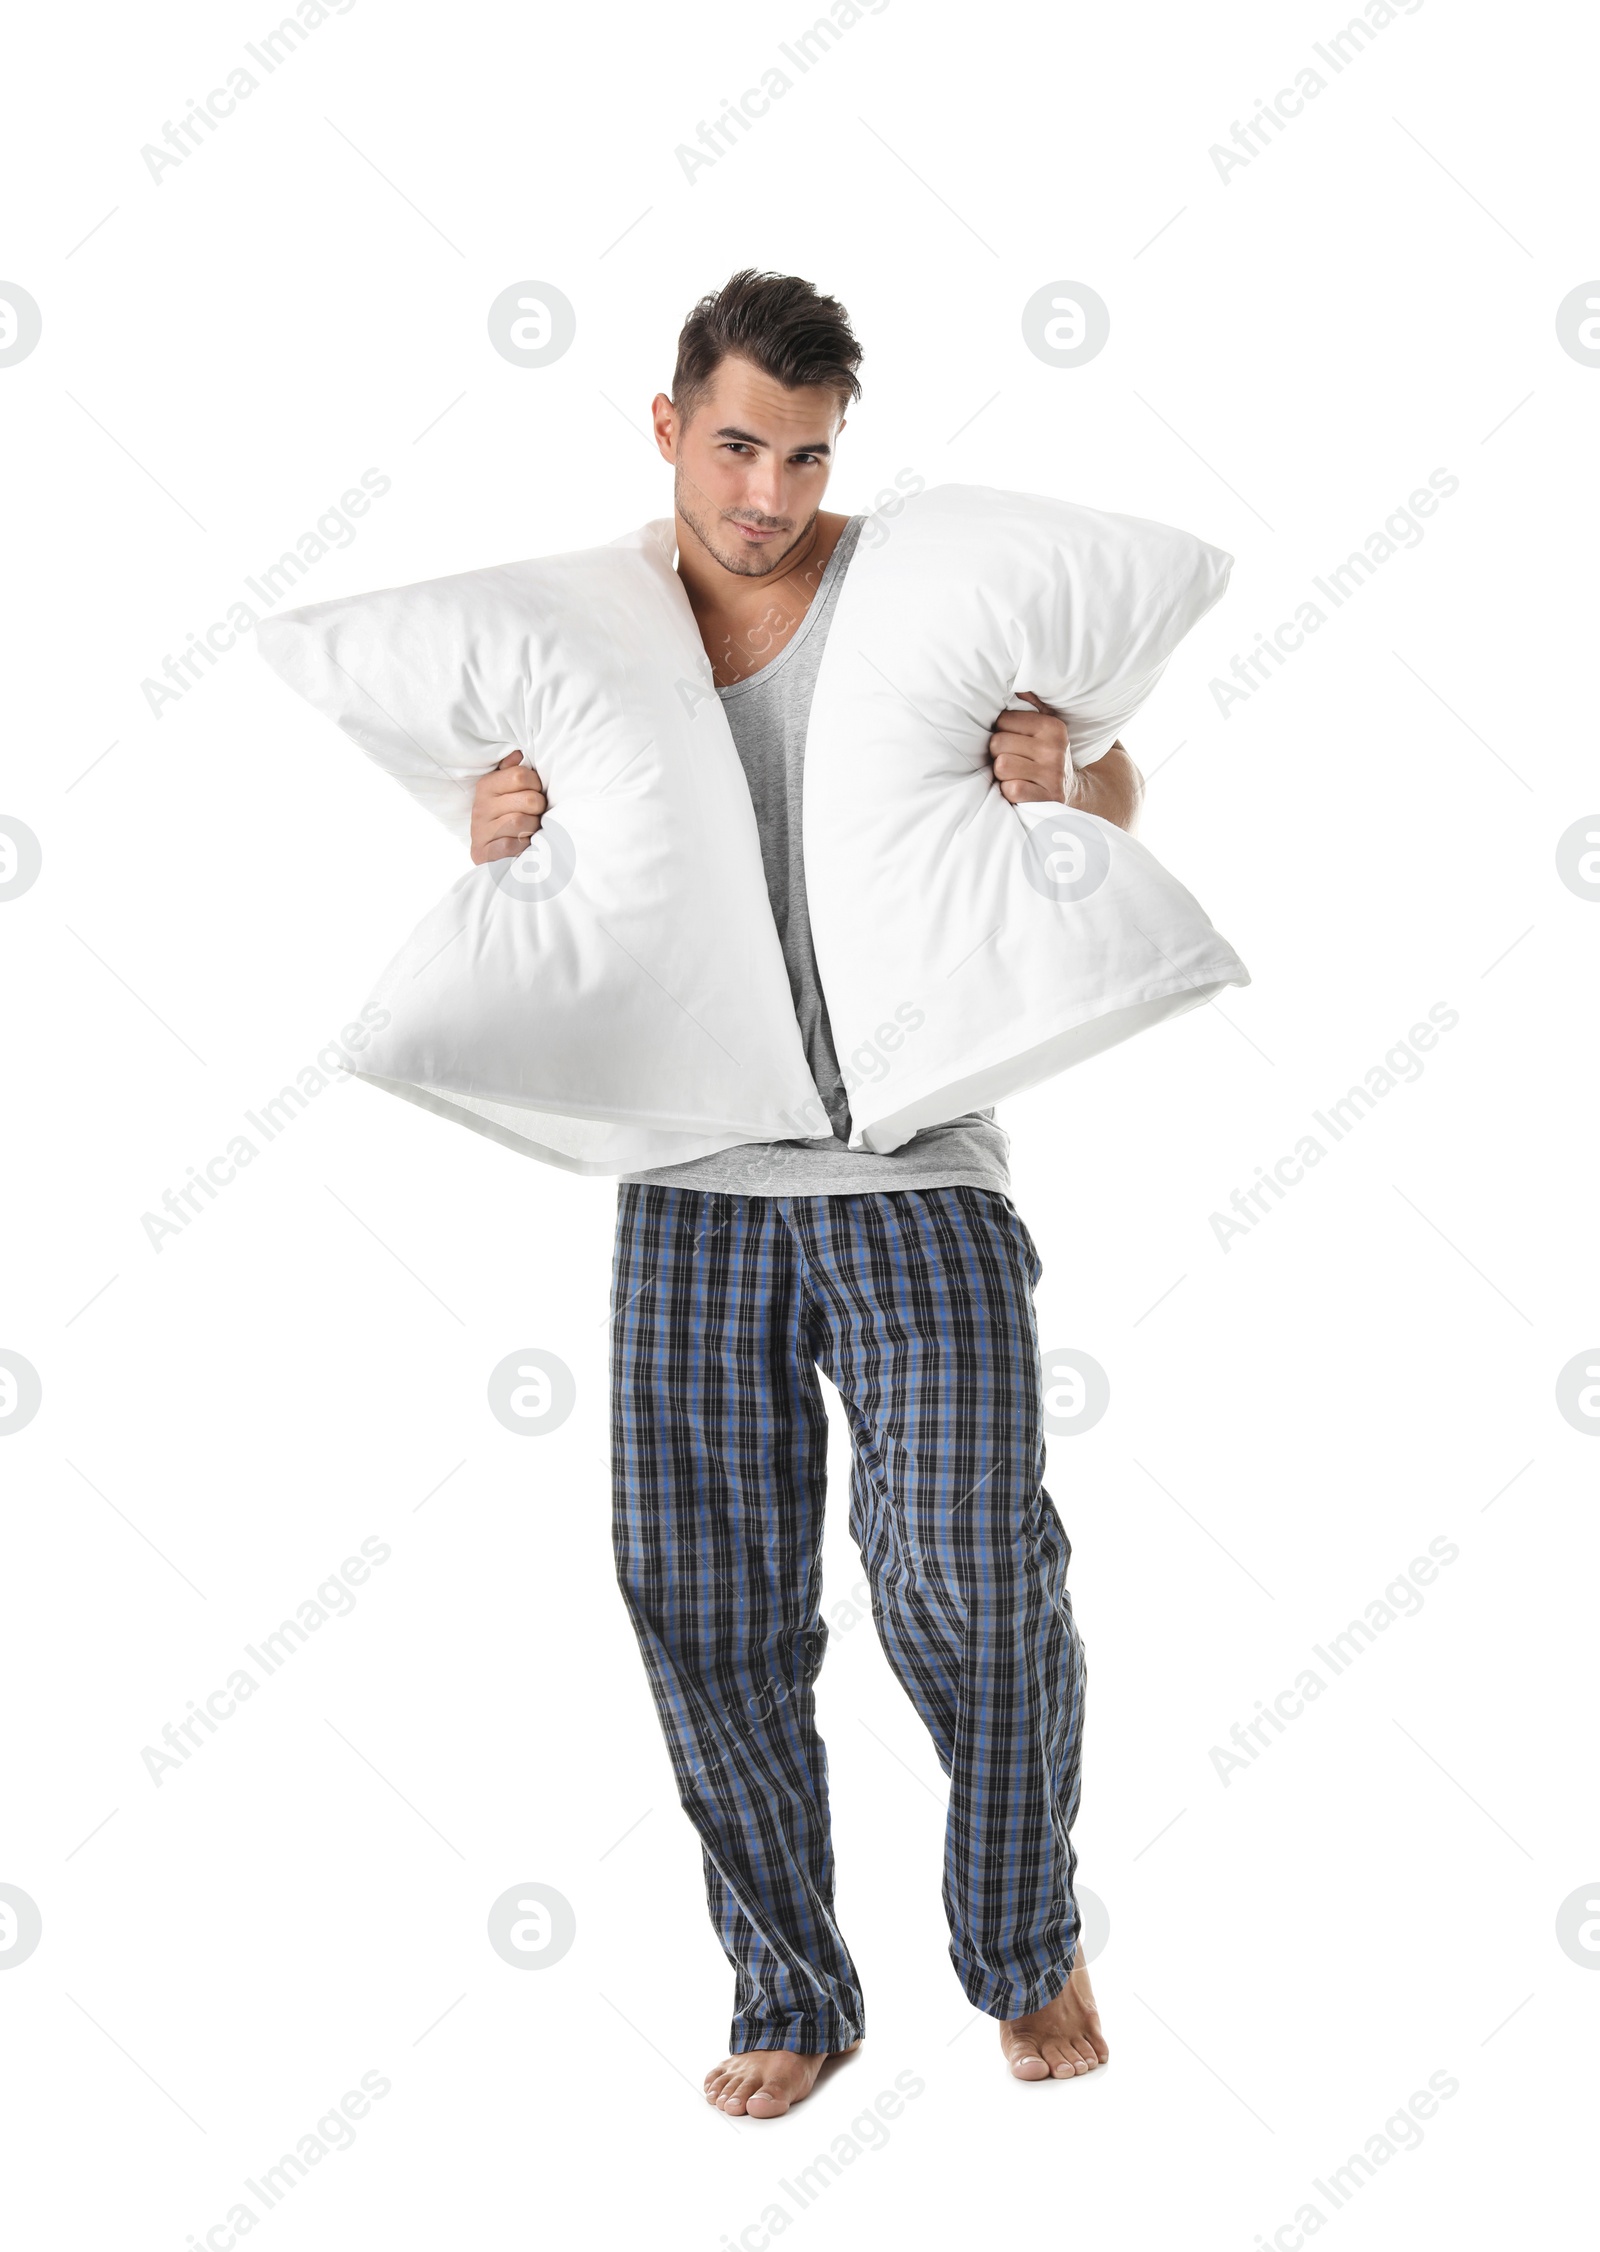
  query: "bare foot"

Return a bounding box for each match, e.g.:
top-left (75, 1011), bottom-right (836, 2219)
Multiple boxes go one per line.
top-left (999, 1950), bottom-right (1109, 2081)
top-left (704, 2040), bottom-right (861, 2118)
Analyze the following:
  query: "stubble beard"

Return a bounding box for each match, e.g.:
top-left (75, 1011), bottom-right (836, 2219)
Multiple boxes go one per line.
top-left (674, 468), bottom-right (818, 580)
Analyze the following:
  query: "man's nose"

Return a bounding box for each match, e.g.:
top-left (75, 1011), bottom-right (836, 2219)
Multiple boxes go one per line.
top-left (741, 476), bottom-right (788, 523)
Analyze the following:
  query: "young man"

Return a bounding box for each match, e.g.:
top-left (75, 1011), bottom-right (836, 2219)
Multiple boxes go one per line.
top-left (472, 273), bottom-right (1135, 2118)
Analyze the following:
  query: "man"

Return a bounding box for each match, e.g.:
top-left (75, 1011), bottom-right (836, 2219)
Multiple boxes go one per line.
top-left (472, 272), bottom-right (1135, 2117)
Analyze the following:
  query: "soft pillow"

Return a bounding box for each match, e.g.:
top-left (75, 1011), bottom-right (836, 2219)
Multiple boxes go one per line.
top-left (803, 485), bottom-right (1248, 1151)
top-left (257, 525), bottom-right (828, 1173)
top-left (257, 485), bottom-right (1249, 1173)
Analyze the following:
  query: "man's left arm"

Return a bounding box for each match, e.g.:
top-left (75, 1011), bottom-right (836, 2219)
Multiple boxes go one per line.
top-left (987, 690), bottom-right (1143, 832)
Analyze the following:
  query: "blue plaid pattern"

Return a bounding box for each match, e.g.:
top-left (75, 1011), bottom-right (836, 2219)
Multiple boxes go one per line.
top-left (609, 1184), bottom-right (1087, 2054)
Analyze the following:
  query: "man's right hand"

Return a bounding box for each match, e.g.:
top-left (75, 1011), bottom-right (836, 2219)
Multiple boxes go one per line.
top-left (470, 750), bottom-right (547, 864)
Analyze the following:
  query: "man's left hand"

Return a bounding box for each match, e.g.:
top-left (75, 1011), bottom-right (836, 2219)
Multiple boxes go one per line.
top-left (987, 690), bottom-right (1068, 802)
top-left (988, 692), bottom-right (1143, 832)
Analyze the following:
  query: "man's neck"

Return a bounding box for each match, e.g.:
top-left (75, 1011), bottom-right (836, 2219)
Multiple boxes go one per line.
top-left (676, 510), bottom-right (851, 688)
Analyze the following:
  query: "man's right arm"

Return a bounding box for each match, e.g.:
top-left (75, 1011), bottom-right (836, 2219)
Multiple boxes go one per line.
top-left (470, 750), bottom-right (547, 864)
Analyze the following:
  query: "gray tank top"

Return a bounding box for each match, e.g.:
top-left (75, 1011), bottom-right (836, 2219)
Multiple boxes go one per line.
top-left (621, 514), bottom-right (1011, 1198)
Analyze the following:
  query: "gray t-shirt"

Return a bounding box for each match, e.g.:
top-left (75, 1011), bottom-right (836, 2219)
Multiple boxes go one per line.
top-left (622, 514), bottom-right (1011, 1198)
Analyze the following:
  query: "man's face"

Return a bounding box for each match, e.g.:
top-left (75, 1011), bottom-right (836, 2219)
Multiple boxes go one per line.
top-left (653, 354), bottom-right (844, 578)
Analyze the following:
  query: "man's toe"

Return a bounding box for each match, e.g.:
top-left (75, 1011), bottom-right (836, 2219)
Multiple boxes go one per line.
top-left (1007, 2037), bottom-right (1051, 2080)
top-left (1070, 2037), bottom-right (1099, 2070)
top-left (746, 2082), bottom-right (793, 2118)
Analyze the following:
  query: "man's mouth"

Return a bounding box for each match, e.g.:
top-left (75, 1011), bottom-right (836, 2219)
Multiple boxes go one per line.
top-left (729, 520), bottom-right (784, 543)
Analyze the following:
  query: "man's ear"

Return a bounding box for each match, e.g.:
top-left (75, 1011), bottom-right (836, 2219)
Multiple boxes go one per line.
top-left (651, 392), bottom-right (678, 463)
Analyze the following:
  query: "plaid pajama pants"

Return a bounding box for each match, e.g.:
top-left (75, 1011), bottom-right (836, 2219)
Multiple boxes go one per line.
top-left (609, 1182), bottom-right (1087, 2055)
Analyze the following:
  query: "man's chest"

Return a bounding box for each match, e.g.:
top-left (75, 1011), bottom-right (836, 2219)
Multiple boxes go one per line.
top-left (697, 590), bottom-right (815, 688)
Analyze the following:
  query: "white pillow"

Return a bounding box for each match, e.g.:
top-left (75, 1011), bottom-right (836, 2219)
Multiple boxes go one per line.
top-left (803, 485), bottom-right (1249, 1151)
top-left (257, 485), bottom-right (1249, 1173)
top-left (257, 525), bottom-right (829, 1174)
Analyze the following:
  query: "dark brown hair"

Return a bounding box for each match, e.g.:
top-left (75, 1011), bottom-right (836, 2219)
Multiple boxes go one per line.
top-left (671, 269), bottom-right (863, 428)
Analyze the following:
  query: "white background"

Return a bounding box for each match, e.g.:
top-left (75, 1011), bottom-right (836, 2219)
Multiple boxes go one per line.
top-left (2, 0), bottom-right (1596, 2244)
